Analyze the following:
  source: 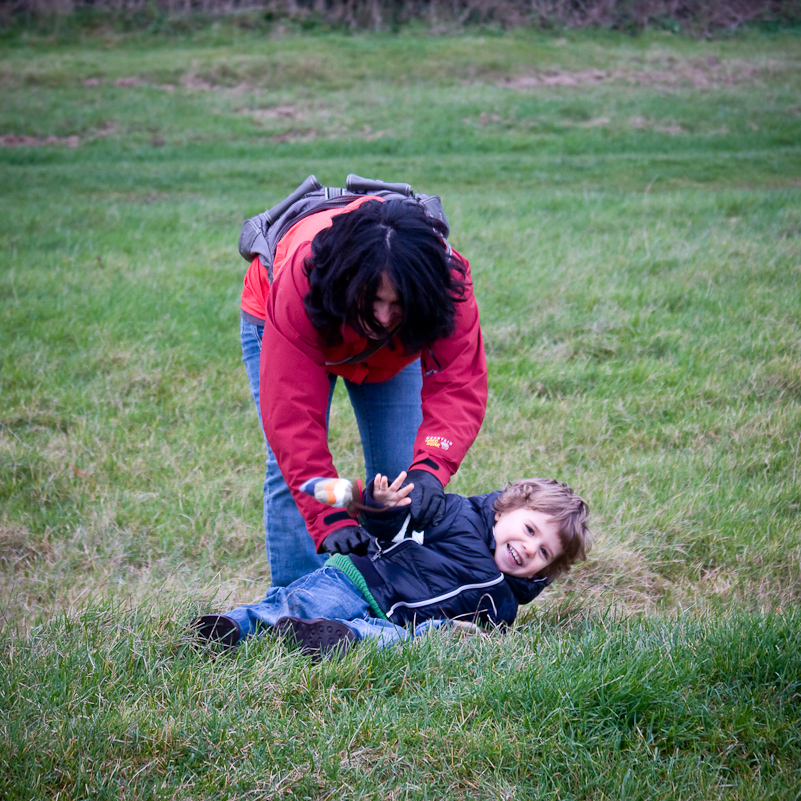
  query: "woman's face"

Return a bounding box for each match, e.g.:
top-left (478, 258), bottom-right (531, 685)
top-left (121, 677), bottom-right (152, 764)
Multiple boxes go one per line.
top-left (364, 274), bottom-right (403, 338)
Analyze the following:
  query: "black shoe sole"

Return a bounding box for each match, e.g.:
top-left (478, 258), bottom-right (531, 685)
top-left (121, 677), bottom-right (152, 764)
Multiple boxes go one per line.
top-left (274, 617), bottom-right (356, 660)
top-left (189, 614), bottom-right (241, 649)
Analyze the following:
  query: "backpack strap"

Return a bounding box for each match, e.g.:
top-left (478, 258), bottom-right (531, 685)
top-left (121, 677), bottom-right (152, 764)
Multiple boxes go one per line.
top-left (264, 174), bottom-right (324, 225)
top-left (238, 175), bottom-right (355, 281)
top-left (324, 327), bottom-right (399, 367)
top-left (346, 173), bottom-right (412, 197)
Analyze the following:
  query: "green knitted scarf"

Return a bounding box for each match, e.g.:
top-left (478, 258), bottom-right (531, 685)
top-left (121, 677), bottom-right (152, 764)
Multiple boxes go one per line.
top-left (325, 553), bottom-right (390, 621)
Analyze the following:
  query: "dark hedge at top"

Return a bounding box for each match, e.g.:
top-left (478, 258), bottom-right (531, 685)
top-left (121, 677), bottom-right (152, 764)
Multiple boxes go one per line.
top-left (4, 0), bottom-right (800, 35)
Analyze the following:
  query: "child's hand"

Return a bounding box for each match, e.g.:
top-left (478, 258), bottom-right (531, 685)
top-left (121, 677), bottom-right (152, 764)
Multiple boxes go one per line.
top-left (372, 472), bottom-right (414, 508)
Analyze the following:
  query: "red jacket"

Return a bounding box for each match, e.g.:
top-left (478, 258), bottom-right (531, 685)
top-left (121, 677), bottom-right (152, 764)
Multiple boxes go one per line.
top-left (242, 199), bottom-right (488, 550)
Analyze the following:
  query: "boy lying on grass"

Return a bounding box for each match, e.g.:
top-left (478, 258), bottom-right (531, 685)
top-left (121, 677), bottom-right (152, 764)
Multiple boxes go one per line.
top-left (192, 472), bottom-right (591, 658)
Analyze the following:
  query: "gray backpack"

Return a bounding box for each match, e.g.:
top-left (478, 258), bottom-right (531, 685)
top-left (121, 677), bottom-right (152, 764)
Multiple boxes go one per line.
top-left (238, 174), bottom-right (450, 283)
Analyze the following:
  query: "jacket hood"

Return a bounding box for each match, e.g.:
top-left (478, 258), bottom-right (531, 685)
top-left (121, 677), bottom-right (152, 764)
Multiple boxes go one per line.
top-left (476, 490), bottom-right (551, 605)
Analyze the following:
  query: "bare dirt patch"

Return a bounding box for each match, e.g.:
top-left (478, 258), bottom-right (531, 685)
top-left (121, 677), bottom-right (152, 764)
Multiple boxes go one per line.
top-left (0, 121), bottom-right (117, 148)
top-left (0, 134), bottom-right (80, 147)
top-left (114, 75), bottom-right (145, 88)
top-left (241, 105), bottom-right (298, 120)
top-left (498, 58), bottom-right (776, 92)
top-left (180, 73), bottom-right (215, 91)
top-left (267, 128), bottom-right (323, 143)
top-left (179, 72), bottom-right (258, 93)
top-left (81, 73), bottom-right (258, 93)
top-left (499, 69), bottom-right (607, 89)
top-left (629, 116), bottom-right (684, 134)
top-left (576, 116), bottom-right (611, 128)
top-left (359, 125), bottom-right (391, 141)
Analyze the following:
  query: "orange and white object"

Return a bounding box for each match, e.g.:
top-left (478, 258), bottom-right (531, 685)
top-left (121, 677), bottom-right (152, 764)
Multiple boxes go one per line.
top-left (300, 477), bottom-right (354, 508)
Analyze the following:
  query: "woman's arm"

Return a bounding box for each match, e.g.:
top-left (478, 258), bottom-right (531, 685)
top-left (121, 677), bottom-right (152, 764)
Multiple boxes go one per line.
top-left (408, 251), bottom-right (488, 487)
top-left (260, 248), bottom-right (361, 551)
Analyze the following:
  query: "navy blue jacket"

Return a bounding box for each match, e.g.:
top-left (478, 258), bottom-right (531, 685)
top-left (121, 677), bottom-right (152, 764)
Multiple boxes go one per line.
top-left (349, 489), bottom-right (550, 628)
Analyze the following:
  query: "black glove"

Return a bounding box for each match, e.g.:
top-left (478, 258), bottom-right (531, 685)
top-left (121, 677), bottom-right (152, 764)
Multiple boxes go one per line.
top-left (405, 469), bottom-right (445, 531)
top-left (321, 526), bottom-right (371, 556)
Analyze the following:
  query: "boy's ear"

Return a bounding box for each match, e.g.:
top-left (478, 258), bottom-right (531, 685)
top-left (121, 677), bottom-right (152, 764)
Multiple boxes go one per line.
top-left (494, 511), bottom-right (500, 523)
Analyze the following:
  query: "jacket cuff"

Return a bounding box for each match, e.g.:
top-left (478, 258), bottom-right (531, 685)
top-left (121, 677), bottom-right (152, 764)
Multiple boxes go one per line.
top-left (358, 479), bottom-right (409, 540)
top-left (313, 513), bottom-right (358, 553)
top-left (408, 456), bottom-right (450, 487)
top-left (360, 477), bottom-right (390, 509)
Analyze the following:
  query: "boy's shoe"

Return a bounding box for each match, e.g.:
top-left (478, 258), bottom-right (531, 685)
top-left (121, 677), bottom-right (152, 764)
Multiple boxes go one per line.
top-left (274, 616), bottom-right (356, 660)
top-left (189, 614), bottom-right (241, 649)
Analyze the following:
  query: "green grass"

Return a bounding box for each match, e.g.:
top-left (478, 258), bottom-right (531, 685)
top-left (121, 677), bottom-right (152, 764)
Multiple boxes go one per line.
top-left (2, 604), bottom-right (799, 798)
top-left (1, 24), bottom-right (800, 799)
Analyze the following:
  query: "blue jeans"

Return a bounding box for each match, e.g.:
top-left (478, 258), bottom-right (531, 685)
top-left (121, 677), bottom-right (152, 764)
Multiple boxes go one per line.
top-left (224, 566), bottom-right (448, 647)
top-left (241, 318), bottom-right (423, 587)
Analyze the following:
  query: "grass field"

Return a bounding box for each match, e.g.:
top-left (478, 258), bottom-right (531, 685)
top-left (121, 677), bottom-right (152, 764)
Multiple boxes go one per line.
top-left (1, 22), bottom-right (800, 799)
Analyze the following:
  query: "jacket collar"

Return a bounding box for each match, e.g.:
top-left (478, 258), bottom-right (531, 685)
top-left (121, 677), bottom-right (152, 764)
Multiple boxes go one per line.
top-left (479, 491), bottom-right (552, 603)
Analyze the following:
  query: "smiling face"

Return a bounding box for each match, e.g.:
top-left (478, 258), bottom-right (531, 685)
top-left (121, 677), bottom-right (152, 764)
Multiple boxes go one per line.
top-left (492, 507), bottom-right (564, 579)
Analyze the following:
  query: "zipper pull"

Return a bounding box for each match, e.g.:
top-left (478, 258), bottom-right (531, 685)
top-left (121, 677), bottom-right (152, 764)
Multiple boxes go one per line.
top-left (370, 537), bottom-right (383, 562)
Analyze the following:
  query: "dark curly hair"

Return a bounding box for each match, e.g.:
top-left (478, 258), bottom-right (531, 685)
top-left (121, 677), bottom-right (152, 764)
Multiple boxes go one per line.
top-left (303, 199), bottom-right (467, 353)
